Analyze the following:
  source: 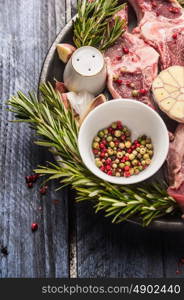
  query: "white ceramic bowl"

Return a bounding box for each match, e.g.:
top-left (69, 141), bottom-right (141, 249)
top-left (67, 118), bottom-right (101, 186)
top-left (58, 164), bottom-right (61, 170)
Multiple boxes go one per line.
top-left (78, 99), bottom-right (169, 185)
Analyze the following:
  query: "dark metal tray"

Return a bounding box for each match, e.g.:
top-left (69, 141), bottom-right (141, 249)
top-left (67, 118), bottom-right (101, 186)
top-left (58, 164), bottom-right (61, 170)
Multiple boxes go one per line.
top-left (39, 16), bottom-right (184, 231)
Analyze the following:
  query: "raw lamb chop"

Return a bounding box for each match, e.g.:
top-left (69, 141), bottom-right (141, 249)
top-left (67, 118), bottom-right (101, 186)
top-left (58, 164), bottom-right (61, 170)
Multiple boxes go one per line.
top-left (128, 0), bottom-right (184, 211)
top-left (105, 6), bottom-right (159, 108)
top-left (167, 124), bottom-right (184, 211)
top-left (128, 0), bottom-right (184, 69)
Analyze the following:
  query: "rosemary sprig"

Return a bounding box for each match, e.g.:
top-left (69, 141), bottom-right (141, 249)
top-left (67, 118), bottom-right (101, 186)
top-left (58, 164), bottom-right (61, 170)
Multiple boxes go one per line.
top-left (8, 83), bottom-right (177, 226)
top-left (73, 0), bottom-right (127, 51)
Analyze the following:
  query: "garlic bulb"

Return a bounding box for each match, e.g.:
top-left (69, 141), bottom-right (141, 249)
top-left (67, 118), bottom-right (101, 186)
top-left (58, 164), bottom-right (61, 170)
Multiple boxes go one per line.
top-left (152, 66), bottom-right (184, 123)
top-left (66, 91), bottom-right (94, 116)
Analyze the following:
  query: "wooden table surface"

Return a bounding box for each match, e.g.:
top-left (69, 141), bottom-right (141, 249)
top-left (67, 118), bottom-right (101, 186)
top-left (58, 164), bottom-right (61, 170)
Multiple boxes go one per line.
top-left (1, 0), bottom-right (184, 278)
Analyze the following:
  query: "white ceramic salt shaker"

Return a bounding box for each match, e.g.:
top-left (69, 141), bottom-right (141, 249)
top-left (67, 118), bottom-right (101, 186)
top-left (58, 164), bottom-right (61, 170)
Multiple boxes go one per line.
top-left (63, 46), bottom-right (107, 95)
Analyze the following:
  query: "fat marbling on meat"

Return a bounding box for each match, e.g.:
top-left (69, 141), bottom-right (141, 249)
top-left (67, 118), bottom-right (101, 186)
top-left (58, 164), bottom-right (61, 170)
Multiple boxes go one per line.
top-left (105, 5), bottom-right (159, 109)
top-left (128, 0), bottom-right (184, 211)
top-left (128, 0), bottom-right (184, 69)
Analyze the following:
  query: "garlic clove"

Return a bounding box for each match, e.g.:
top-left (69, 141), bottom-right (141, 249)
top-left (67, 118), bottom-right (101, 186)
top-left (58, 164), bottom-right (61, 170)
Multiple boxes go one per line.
top-left (56, 43), bottom-right (76, 64)
top-left (79, 94), bottom-right (107, 126)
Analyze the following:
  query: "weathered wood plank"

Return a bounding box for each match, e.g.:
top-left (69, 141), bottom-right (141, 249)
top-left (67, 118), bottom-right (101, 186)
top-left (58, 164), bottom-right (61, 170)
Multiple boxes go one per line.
top-left (71, 0), bottom-right (77, 16)
top-left (162, 232), bottom-right (184, 278)
top-left (70, 0), bottom-right (184, 278)
top-left (70, 0), bottom-right (163, 279)
top-left (76, 203), bottom-right (164, 278)
top-left (0, 0), bottom-right (69, 278)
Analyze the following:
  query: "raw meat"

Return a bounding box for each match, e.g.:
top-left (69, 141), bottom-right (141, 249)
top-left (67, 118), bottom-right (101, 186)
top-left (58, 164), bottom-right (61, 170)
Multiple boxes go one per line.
top-left (128, 0), bottom-right (184, 210)
top-left (105, 6), bottom-right (159, 108)
top-left (128, 0), bottom-right (184, 69)
top-left (167, 124), bottom-right (184, 211)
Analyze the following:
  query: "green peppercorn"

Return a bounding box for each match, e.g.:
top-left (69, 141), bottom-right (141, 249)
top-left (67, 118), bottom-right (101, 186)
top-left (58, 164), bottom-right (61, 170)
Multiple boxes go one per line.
top-left (146, 159), bottom-right (151, 165)
top-left (130, 168), bottom-right (134, 175)
top-left (111, 122), bottom-right (117, 129)
top-left (125, 161), bottom-right (131, 166)
top-left (132, 89), bottom-right (139, 97)
top-left (93, 142), bottom-right (100, 149)
top-left (115, 172), bottom-right (121, 177)
top-left (125, 141), bottom-right (132, 148)
top-left (119, 163), bottom-right (125, 168)
top-left (143, 154), bottom-right (150, 160)
top-left (113, 74), bottom-right (118, 81)
top-left (114, 130), bottom-right (122, 137)
top-left (132, 159), bottom-right (138, 166)
top-left (132, 150), bottom-right (138, 156)
top-left (146, 144), bottom-right (153, 150)
top-left (106, 136), bottom-right (113, 142)
top-left (141, 160), bottom-right (146, 166)
top-left (139, 166), bottom-right (143, 171)
top-left (129, 154), bottom-right (135, 160)
top-left (117, 152), bottom-right (123, 158)
top-left (125, 131), bottom-right (130, 137)
top-left (140, 148), bottom-right (146, 155)
top-left (134, 168), bottom-right (140, 175)
top-left (109, 141), bottom-right (115, 148)
top-left (108, 149), bottom-right (114, 155)
top-left (95, 159), bottom-right (102, 168)
top-left (103, 129), bottom-right (108, 135)
top-left (94, 136), bottom-right (100, 142)
top-left (119, 143), bottom-right (125, 149)
top-left (98, 131), bottom-right (104, 138)
top-left (141, 140), bottom-right (146, 145)
top-left (136, 147), bottom-right (140, 152)
top-left (112, 163), bottom-right (118, 169)
top-left (148, 150), bottom-right (153, 157)
top-left (146, 138), bottom-right (151, 144)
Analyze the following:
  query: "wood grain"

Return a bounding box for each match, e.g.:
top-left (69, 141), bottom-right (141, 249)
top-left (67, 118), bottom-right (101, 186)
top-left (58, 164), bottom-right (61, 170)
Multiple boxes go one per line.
top-left (1, 0), bottom-right (184, 279)
top-left (0, 0), bottom-right (69, 278)
top-left (70, 1), bottom-right (184, 278)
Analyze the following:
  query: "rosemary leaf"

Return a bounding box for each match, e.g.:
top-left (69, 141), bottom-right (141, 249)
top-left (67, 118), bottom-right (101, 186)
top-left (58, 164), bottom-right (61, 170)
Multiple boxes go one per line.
top-left (7, 82), bottom-right (178, 226)
top-left (74, 0), bottom-right (127, 51)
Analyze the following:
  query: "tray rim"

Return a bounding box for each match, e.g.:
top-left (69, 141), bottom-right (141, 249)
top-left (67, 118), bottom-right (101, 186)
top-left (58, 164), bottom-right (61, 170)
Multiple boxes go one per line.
top-left (38, 16), bottom-right (184, 231)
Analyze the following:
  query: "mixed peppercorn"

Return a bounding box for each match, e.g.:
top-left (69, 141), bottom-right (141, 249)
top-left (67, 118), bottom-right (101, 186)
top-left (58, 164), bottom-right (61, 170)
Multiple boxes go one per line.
top-left (92, 121), bottom-right (154, 178)
top-left (113, 71), bottom-right (147, 98)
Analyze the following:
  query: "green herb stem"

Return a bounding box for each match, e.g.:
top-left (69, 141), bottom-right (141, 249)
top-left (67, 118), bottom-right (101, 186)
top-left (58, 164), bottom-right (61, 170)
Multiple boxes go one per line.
top-left (8, 83), bottom-right (177, 226)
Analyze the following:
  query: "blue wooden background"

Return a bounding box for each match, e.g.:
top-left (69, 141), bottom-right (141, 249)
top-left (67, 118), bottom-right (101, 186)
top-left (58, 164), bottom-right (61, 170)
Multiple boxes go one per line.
top-left (0, 0), bottom-right (184, 278)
